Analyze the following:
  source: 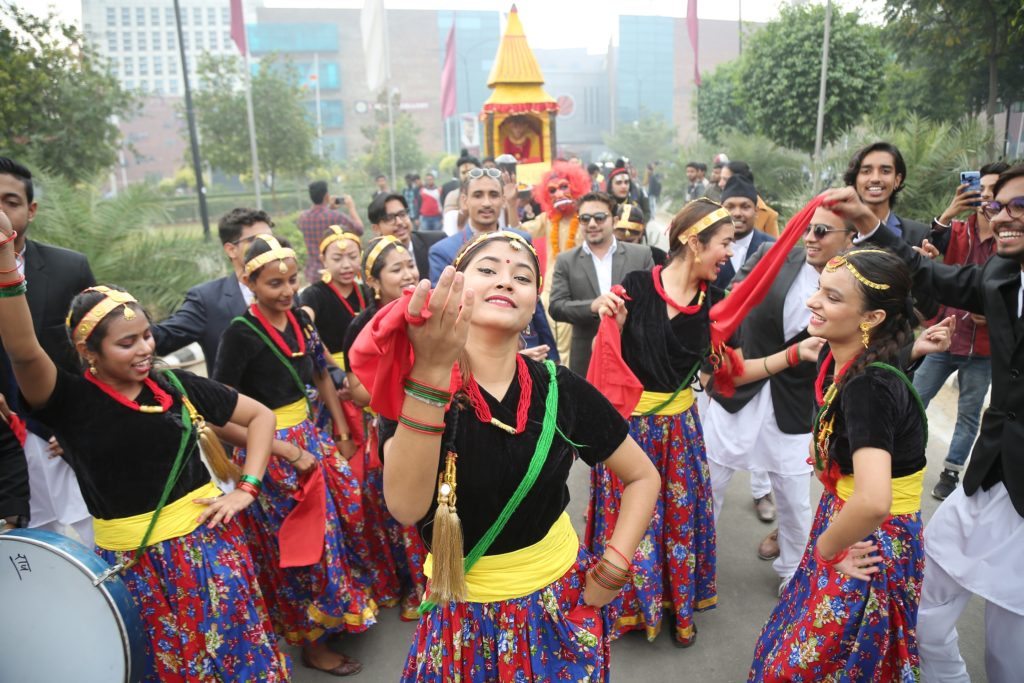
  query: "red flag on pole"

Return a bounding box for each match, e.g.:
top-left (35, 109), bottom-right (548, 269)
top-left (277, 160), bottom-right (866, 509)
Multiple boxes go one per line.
top-left (230, 0), bottom-right (247, 56)
top-left (440, 21), bottom-right (457, 119)
top-left (687, 0), bottom-right (700, 85)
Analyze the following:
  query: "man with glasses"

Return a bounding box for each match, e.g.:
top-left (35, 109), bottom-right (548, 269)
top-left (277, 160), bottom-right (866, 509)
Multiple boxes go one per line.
top-left (549, 192), bottom-right (654, 375)
top-left (152, 208), bottom-right (274, 374)
top-left (703, 206), bottom-right (855, 596)
top-left (830, 167), bottom-right (1024, 682)
top-left (368, 192), bottom-right (443, 278)
top-left (913, 161), bottom-right (1009, 501)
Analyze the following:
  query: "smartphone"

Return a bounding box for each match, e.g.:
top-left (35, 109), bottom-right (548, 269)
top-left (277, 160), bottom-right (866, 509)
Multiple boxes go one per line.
top-left (960, 171), bottom-right (981, 192)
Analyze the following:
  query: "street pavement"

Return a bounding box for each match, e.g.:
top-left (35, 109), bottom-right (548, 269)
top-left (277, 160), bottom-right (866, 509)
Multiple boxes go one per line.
top-left (291, 382), bottom-right (988, 681)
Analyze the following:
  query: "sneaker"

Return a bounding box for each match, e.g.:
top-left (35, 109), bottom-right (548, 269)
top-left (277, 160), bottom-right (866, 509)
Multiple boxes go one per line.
top-left (754, 493), bottom-right (776, 522)
top-left (932, 469), bottom-right (960, 501)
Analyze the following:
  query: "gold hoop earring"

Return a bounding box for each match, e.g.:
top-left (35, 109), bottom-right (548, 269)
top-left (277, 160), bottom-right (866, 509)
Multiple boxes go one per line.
top-left (859, 322), bottom-right (871, 349)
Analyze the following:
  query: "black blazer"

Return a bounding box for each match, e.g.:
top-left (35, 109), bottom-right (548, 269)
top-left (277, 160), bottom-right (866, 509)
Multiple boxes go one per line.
top-left (152, 274), bottom-right (248, 373)
top-left (23, 240), bottom-right (96, 373)
top-left (410, 230), bottom-right (445, 280)
top-left (714, 229), bottom-right (775, 289)
top-left (711, 245), bottom-right (816, 433)
top-left (872, 225), bottom-right (1024, 517)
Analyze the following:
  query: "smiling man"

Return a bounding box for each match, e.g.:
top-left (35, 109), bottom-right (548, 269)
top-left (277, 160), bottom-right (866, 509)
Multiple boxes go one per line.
top-left (715, 176), bottom-right (776, 290)
top-left (828, 167), bottom-right (1024, 682)
top-left (702, 206), bottom-right (855, 595)
top-left (548, 192), bottom-right (654, 375)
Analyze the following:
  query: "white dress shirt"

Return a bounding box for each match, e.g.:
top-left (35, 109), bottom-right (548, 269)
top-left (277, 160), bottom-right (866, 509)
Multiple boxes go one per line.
top-left (581, 237), bottom-right (618, 295)
top-left (730, 231), bottom-right (755, 273)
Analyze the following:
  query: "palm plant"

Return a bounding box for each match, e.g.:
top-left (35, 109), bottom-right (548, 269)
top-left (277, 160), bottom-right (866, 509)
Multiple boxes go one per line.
top-left (31, 171), bottom-right (225, 319)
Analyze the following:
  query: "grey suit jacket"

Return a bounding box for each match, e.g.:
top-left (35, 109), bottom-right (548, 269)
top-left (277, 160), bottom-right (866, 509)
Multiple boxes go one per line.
top-left (549, 241), bottom-right (655, 375)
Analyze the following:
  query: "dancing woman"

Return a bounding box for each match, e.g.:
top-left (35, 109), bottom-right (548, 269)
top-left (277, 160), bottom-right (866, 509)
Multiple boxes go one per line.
top-left (0, 213), bottom-right (287, 681)
top-left (354, 231), bottom-right (660, 681)
top-left (749, 249), bottom-right (929, 681)
top-left (587, 198), bottom-right (821, 647)
top-left (213, 234), bottom-right (374, 677)
top-left (339, 234), bottom-right (426, 618)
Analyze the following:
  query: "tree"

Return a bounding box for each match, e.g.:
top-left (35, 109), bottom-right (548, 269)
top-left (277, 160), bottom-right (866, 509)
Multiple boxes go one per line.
top-left (192, 54), bottom-right (317, 193)
top-left (695, 62), bottom-right (752, 144)
top-left (739, 4), bottom-right (885, 152)
top-left (359, 90), bottom-right (426, 181)
top-left (603, 114), bottom-right (679, 173)
top-left (883, 0), bottom-right (1024, 151)
top-left (0, 6), bottom-right (136, 183)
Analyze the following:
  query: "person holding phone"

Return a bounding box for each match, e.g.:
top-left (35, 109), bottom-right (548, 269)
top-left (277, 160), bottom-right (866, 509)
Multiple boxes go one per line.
top-left (914, 161), bottom-right (1009, 500)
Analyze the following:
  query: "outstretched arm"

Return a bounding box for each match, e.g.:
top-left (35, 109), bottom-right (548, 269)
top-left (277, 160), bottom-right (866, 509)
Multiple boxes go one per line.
top-left (0, 210), bottom-right (56, 409)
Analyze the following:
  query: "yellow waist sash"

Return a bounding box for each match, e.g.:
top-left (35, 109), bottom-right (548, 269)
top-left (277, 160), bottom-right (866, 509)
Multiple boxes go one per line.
top-left (424, 511), bottom-right (579, 603)
top-left (632, 388), bottom-right (695, 416)
top-left (94, 481), bottom-right (222, 551)
top-left (273, 396), bottom-right (308, 430)
top-left (835, 469), bottom-right (925, 516)
top-left (330, 351), bottom-right (345, 368)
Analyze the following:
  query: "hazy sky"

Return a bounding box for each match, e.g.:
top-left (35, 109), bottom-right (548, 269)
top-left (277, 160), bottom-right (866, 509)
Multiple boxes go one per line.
top-left (23, 0), bottom-right (884, 53)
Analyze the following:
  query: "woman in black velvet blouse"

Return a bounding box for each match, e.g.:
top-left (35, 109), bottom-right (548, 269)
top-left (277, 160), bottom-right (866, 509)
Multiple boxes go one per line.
top-left (371, 231), bottom-right (660, 682)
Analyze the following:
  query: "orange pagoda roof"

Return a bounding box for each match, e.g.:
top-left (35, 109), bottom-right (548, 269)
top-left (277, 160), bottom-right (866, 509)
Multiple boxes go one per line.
top-left (483, 5), bottom-right (558, 114)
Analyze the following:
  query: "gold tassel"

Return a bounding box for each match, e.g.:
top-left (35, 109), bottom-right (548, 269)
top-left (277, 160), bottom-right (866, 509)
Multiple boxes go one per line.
top-left (428, 451), bottom-right (467, 603)
top-left (182, 395), bottom-right (241, 483)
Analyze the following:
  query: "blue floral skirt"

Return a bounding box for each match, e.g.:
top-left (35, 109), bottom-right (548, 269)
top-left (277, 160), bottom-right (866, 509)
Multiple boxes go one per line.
top-left (234, 418), bottom-right (377, 645)
top-left (749, 490), bottom-right (923, 682)
top-left (401, 546), bottom-right (609, 683)
top-left (585, 404), bottom-right (717, 644)
top-left (97, 519), bottom-right (289, 682)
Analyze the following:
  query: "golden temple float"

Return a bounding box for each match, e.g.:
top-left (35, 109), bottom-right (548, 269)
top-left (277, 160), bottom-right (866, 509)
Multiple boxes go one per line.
top-left (481, 5), bottom-right (558, 186)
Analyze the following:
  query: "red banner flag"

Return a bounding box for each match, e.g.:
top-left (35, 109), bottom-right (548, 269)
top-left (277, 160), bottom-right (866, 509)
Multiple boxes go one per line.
top-left (230, 0), bottom-right (247, 56)
top-left (687, 0), bottom-right (700, 85)
top-left (440, 21), bottom-right (457, 119)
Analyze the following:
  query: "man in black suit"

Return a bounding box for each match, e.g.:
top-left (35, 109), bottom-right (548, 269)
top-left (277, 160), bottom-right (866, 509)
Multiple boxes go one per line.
top-left (715, 175), bottom-right (776, 290)
top-left (0, 157), bottom-right (93, 542)
top-left (831, 170), bottom-right (1024, 682)
top-left (367, 193), bottom-right (443, 280)
top-left (152, 208), bottom-right (273, 373)
top-left (703, 206), bottom-right (855, 595)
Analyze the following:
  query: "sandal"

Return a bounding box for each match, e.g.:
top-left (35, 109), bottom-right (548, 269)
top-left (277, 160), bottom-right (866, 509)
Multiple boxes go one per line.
top-left (301, 648), bottom-right (363, 677)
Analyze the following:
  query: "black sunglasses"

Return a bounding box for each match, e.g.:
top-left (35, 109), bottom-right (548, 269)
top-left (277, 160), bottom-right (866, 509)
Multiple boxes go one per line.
top-left (614, 227), bottom-right (644, 236)
top-left (805, 224), bottom-right (852, 238)
top-left (579, 213), bottom-right (611, 224)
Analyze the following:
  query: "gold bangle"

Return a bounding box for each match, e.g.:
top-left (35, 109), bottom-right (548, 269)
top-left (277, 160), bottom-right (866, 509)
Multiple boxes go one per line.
top-left (336, 432), bottom-right (352, 442)
top-left (763, 356), bottom-right (772, 376)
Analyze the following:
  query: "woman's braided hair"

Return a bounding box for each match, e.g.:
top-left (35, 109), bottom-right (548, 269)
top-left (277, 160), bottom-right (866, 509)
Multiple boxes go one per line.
top-left (838, 249), bottom-right (919, 382)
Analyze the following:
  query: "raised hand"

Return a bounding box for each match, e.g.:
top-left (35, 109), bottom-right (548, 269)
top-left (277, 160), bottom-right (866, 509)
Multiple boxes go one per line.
top-left (407, 266), bottom-right (475, 378)
top-left (913, 315), bottom-right (955, 358)
top-left (937, 183), bottom-right (981, 226)
top-left (798, 336), bottom-right (826, 362)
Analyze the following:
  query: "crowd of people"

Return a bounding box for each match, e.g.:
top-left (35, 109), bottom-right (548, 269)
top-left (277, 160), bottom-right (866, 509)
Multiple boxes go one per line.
top-left (0, 142), bottom-right (1022, 682)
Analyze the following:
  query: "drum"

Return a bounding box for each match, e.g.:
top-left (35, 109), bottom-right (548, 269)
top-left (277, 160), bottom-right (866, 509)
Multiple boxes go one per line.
top-left (0, 528), bottom-right (146, 682)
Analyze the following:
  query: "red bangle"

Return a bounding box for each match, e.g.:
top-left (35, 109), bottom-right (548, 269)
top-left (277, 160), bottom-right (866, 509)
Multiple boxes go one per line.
top-left (605, 543), bottom-right (632, 569)
top-left (787, 344), bottom-right (800, 367)
top-left (236, 481), bottom-right (260, 498)
top-left (0, 275), bottom-right (25, 288)
top-left (813, 544), bottom-right (849, 567)
top-left (0, 233), bottom-right (16, 248)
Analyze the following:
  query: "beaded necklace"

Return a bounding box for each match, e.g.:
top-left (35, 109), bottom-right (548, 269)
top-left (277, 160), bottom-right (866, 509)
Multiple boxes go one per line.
top-left (84, 372), bottom-right (173, 413)
top-left (249, 303), bottom-right (306, 358)
top-left (327, 281), bottom-right (366, 318)
top-left (651, 265), bottom-right (707, 314)
top-left (465, 354), bottom-right (533, 435)
top-left (812, 351), bottom-right (859, 472)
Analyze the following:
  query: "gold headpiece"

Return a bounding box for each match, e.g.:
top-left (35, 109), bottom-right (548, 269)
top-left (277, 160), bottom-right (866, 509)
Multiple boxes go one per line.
top-left (615, 203), bottom-right (644, 231)
top-left (243, 234), bottom-right (296, 276)
top-left (363, 235), bottom-right (407, 279)
top-left (678, 204), bottom-right (731, 243)
top-left (452, 231), bottom-right (542, 289)
top-left (319, 225), bottom-right (362, 256)
top-left (67, 286), bottom-right (139, 345)
top-left (824, 249), bottom-right (891, 290)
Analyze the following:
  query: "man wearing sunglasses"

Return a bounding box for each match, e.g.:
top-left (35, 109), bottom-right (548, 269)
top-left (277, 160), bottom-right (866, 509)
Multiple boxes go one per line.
top-left (548, 192), bottom-right (655, 375)
top-left (152, 207), bottom-right (275, 374)
top-left (829, 166), bottom-right (1024, 682)
top-left (702, 206), bottom-right (855, 596)
top-left (912, 161), bottom-right (1009, 502)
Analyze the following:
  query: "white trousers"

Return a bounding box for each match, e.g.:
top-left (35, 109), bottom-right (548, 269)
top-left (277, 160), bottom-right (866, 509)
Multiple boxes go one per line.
top-left (709, 461), bottom-right (811, 580)
top-left (750, 469), bottom-right (772, 499)
top-left (919, 554), bottom-right (1024, 683)
top-left (24, 432), bottom-right (93, 547)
